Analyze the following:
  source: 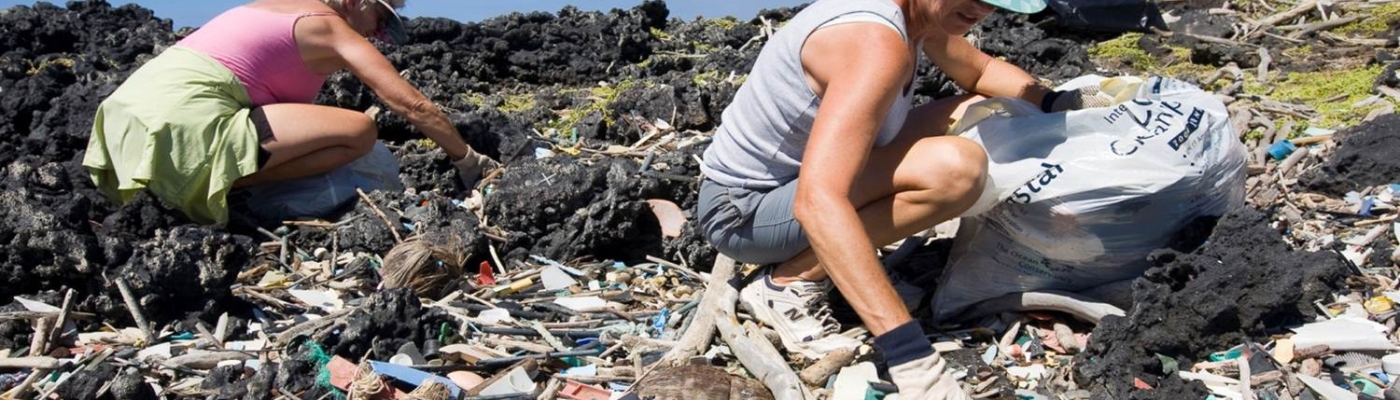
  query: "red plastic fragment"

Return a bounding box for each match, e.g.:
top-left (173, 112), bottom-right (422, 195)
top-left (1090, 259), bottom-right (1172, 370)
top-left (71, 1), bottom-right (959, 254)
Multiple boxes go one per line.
top-left (1133, 377), bottom-right (1154, 390)
top-left (478, 261), bottom-right (496, 285)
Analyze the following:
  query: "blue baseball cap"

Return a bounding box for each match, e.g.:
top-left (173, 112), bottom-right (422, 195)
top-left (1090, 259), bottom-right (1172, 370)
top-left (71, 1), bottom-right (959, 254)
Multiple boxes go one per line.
top-left (981, 0), bottom-right (1047, 14)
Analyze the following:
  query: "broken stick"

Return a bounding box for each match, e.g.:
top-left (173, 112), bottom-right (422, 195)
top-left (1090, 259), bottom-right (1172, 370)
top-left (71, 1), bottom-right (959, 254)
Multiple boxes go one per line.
top-left (0, 356), bottom-right (59, 369)
top-left (658, 255), bottom-right (737, 366)
top-left (113, 277), bottom-right (154, 345)
top-left (356, 187), bottom-right (403, 243)
top-left (47, 289), bottom-right (74, 354)
top-left (716, 304), bottom-right (814, 400)
top-left (800, 347), bottom-right (855, 386)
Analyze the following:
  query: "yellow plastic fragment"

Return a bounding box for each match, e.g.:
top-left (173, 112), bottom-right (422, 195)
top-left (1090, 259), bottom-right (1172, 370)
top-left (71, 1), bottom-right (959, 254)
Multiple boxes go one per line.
top-left (1365, 296), bottom-right (1394, 315)
top-left (494, 277), bottom-right (535, 296)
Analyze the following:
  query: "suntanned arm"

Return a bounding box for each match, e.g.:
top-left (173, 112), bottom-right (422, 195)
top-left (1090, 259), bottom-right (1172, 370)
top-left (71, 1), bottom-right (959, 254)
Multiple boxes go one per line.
top-left (797, 23), bottom-right (917, 336)
top-left (306, 18), bottom-right (478, 161)
top-left (923, 32), bottom-right (1051, 106)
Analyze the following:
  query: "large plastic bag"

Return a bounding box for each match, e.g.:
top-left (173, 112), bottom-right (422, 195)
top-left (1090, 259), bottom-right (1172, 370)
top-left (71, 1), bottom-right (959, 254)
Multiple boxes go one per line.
top-left (243, 141), bottom-right (404, 222)
top-left (932, 76), bottom-right (1247, 321)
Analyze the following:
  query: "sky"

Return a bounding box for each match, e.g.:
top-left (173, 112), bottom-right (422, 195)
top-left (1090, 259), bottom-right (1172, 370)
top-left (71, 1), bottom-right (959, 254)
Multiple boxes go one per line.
top-left (0, 0), bottom-right (806, 29)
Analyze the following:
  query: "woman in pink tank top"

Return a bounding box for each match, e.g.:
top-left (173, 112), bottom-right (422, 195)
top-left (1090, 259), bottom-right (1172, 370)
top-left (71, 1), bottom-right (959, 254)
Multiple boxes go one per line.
top-left (86, 0), bottom-right (495, 223)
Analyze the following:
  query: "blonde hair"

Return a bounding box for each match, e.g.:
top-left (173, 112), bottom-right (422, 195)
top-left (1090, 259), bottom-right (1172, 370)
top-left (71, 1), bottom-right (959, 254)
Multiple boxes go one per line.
top-left (320, 0), bottom-right (404, 11)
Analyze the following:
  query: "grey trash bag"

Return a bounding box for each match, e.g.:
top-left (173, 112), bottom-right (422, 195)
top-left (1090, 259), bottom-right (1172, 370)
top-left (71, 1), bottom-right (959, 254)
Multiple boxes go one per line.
top-left (243, 141), bottom-right (404, 222)
top-left (931, 76), bottom-right (1248, 321)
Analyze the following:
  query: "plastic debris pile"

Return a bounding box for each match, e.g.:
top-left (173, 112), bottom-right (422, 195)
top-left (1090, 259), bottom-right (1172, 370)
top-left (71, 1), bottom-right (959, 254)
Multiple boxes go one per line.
top-left (1, 0), bottom-right (1399, 399)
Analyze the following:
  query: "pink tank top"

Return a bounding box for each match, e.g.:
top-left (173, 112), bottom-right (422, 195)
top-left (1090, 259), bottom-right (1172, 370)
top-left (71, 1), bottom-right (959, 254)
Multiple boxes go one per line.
top-left (177, 6), bottom-right (335, 106)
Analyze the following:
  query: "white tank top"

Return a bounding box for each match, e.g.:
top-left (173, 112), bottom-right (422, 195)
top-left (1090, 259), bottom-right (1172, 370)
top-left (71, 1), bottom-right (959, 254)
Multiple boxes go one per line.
top-left (700, 0), bottom-right (915, 189)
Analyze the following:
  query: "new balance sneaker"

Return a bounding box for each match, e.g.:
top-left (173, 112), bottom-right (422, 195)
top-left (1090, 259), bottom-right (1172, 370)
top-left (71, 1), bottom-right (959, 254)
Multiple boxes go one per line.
top-left (739, 267), bottom-right (861, 359)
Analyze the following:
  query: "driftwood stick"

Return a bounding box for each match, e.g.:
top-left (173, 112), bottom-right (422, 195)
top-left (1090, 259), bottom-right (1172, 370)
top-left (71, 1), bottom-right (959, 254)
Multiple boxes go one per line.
top-left (658, 255), bottom-right (737, 366)
top-left (800, 347), bottom-right (856, 386)
top-left (163, 350), bottom-right (255, 370)
top-left (716, 305), bottom-right (813, 399)
top-left (1282, 15), bottom-right (1362, 37)
top-left (29, 318), bottom-right (49, 357)
top-left (0, 356), bottom-right (60, 370)
top-left (356, 187), bottom-right (403, 244)
top-left (114, 277), bottom-right (154, 345)
top-left (645, 255), bottom-right (704, 281)
top-left (274, 307), bottom-right (356, 345)
top-left (1256, 47), bottom-right (1272, 83)
top-left (47, 289), bottom-right (74, 353)
top-left (1253, 1), bottom-right (1318, 29)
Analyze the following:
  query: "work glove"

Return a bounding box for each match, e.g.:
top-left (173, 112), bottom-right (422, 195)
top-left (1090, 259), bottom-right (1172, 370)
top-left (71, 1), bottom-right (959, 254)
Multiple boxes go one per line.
top-left (877, 322), bottom-right (973, 400)
top-left (1041, 85), bottom-right (1114, 113)
top-left (453, 151), bottom-right (498, 189)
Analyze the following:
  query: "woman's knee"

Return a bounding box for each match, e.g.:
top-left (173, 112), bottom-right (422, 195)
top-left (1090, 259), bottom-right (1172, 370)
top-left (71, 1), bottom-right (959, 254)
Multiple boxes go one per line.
top-left (347, 113), bottom-right (378, 152)
top-left (908, 137), bottom-right (988, 198)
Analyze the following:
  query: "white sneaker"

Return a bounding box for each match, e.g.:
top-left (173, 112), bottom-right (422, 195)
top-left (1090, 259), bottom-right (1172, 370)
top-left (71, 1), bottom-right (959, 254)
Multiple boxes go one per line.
top-left (739, 267), bottom-right (861, 359)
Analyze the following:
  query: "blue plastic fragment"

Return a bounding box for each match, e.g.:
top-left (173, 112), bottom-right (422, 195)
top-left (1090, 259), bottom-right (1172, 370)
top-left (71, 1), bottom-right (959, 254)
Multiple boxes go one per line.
top-left (575, 337), bottom-right (599, 347)
top-left (368, 361), bottom-right (462, 397)
top-left (1361, 197), bottom-right (1376, 216)
top-left (1268, 140), bottom-right (1297, 160)
top-left (170, 332), bottom-right (195, 341)
top-left (651, 308), bottom-right (671, 338)
top-left (1390, 183), bottom-right (1400, 193)
top-left (1372, 371), bottom-right (1390, 385)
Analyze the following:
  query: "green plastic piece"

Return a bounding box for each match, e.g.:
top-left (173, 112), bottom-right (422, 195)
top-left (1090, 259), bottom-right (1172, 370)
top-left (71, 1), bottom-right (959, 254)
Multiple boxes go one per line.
top-left (1353, 378), bottom-right (1381, 396)
top-left (1155, 353), bottom-right (1180, 374)
top-left (864, 385), bottom-right (886, 400)
top-left (1207, 345), bottom-right (1243, 362)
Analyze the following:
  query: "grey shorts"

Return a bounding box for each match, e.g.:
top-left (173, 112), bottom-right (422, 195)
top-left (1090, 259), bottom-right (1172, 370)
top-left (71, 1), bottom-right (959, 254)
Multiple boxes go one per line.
top-left (697, 178), bottom-right (809, 264)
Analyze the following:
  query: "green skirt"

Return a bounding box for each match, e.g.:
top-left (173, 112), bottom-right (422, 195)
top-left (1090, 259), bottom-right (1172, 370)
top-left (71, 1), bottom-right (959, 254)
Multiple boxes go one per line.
top-left (83, 46), bottom-right (262, 224)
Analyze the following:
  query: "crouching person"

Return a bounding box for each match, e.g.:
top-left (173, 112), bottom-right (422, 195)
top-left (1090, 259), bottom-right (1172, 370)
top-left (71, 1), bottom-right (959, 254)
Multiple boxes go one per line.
top-left (696, 0), bottom-right (1106, 397)
top-left (84, 0), bottom-right (494, 224)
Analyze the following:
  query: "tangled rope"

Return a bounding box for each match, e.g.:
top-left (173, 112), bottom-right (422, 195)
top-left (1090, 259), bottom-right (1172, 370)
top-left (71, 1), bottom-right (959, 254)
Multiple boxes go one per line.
top-left (380, 239), bottom-right (464, 297)
top-left (347, 362), bottom-right (387, 400)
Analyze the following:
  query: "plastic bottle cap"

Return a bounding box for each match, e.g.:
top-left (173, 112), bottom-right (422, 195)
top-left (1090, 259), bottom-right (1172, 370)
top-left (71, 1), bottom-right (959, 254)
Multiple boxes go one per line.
top-left (1382, 353), bottom-right (1400, 375)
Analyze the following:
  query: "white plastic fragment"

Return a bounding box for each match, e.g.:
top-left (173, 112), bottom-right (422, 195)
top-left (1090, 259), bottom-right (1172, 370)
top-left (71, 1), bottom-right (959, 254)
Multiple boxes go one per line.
top-left (288, 289), bottom-right (343, 312)
top-left (389, 353), bottom-right (416, 366)
top-left (224, 340), bottom-right (267, 351)
top-left (1298, 374), bottom-right (1358, 400)
top-left (1383, 353), bottom-right (1400, 375)
top-left (540, 266), bottom-right (576, 291)
top-left (476, 366), bottom-right (536, 395)
top-left (1006, 364), bottom-right (1047, 381)
top-left (554, 296), bottom-right (607, 312)
top-left (477, 308), bottom-right (515, 326)
top-left (1178, 371), bottom-right (1242, 399)
top-left (1291, 316), bottom-right (1397, 351)
top-left (832, 362), bottom-right (879, 400)
top-left (13, 297), bottom-right (60, 312)
top-left (137, 342), bottom-right (173, 361)
top-left (564, 364), bottom-right (597, 377)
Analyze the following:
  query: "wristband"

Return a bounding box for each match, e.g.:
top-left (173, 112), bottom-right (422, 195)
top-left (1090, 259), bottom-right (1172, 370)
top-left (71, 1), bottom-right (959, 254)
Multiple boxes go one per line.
top-left (874, 321), bottom-right (934, 367)
top-left (1040, 90), bottom-right (1064, 113)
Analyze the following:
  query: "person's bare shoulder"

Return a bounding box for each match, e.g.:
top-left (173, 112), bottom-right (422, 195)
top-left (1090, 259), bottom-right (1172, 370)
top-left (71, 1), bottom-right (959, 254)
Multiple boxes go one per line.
top-left (243, 0), bottom-right (336, 15)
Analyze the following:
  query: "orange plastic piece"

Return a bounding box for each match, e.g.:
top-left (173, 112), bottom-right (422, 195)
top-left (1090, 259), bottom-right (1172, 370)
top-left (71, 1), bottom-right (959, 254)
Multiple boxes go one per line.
top-left (558, 380), bottom-right (612, 400)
